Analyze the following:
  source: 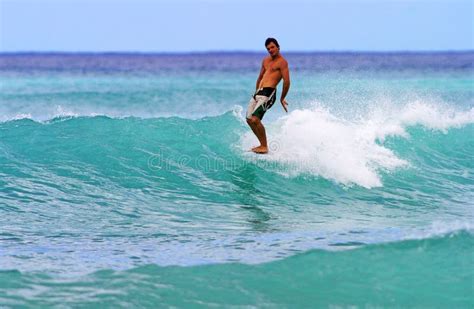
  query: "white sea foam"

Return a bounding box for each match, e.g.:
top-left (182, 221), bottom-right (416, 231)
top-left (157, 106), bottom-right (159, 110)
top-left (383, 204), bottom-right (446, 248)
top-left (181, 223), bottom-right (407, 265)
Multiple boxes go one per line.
top-left (405, 220), bottom-right (474, 240)
top-left (0, 105), bottom-right (81, 123)
top-left (365, 99), bottom-right (474, 140)
top-left (1, 112), bottom-right (34, 122)
top-left (241, 100), bottom-right (474, 188)
top-left (0, 103), bottom-right (223, 123)
top-left (52, 105), bottom-right (79, 118)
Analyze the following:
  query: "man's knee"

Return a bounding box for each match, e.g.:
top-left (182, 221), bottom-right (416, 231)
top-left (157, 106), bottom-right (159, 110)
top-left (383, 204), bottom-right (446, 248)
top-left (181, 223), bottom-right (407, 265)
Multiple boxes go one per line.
top-left (247, 116), bottom-right (260, 126)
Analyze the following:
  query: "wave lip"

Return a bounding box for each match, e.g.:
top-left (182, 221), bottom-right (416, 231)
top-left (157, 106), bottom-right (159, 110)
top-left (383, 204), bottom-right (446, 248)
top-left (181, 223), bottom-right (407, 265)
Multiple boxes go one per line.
top-left (242, 106), bottom-right (406, 188)
top-left (241, 101), bottom-right (474, 188)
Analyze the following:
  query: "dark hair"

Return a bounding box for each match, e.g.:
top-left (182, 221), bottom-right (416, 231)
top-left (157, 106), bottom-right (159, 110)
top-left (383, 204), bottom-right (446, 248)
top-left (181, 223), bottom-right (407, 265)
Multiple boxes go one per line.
top-left (265, 37), bottom-right (280, 48)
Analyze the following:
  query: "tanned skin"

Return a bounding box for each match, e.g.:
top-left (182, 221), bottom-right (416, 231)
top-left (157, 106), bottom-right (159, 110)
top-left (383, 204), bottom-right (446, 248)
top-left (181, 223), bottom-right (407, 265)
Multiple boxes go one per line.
top-left (247, 42), bottom-right (290, 154)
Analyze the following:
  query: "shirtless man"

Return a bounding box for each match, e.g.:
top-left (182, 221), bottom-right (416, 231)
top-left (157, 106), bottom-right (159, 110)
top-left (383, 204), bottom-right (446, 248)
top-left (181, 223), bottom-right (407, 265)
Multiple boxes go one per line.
top-left (246, 37), bottom-right (290, 154)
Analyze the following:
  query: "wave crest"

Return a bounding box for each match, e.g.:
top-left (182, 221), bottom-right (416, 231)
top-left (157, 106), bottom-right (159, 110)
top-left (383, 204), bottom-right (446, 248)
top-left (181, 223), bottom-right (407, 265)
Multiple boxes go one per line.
top-left (241, 101), bottom-right (473, 188)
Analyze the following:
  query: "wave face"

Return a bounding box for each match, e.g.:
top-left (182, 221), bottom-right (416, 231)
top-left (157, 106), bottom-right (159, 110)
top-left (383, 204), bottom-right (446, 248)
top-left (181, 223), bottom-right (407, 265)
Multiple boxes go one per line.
top-left (1, 52), bottom-right (473, 306)
top-left (1, 231), bottom-right (473, 307)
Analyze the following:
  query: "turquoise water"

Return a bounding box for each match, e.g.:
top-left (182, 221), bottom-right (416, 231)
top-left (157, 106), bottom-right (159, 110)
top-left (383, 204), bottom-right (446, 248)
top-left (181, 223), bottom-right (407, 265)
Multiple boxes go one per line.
top-left (0, 53), bottom-right (473, 307)
top-left (2, 233), bottom-right (473, 307)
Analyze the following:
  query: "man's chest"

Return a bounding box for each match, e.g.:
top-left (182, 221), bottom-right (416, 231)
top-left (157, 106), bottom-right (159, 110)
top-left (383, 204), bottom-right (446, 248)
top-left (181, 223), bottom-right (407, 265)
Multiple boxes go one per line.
top-left (264, 61), bottom-right (281, 73)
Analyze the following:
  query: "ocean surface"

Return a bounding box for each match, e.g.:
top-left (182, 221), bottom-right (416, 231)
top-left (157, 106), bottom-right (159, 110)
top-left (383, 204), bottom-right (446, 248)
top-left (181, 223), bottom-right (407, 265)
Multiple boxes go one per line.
top-left (0, 52), bottom-right (473, 307)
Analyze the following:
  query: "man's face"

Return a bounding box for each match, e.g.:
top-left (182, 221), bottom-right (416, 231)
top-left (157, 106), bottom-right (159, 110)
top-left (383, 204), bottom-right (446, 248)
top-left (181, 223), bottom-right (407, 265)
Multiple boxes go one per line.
top-left (266, 43), bottom-right (279, 57)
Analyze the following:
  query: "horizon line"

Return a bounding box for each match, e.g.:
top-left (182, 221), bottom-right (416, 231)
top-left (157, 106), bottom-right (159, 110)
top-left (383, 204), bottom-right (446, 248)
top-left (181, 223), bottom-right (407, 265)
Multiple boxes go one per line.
top-left (1, 49), bottom-right (473, 55)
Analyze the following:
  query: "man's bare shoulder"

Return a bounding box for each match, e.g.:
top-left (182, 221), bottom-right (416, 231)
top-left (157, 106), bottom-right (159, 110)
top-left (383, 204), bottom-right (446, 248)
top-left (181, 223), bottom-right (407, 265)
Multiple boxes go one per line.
top-left (279, 56), bottom-right (288, 66)
top-left (262, 56), bottom-right (272, 64)
top-left (274, 57), bottom-right (288, 71)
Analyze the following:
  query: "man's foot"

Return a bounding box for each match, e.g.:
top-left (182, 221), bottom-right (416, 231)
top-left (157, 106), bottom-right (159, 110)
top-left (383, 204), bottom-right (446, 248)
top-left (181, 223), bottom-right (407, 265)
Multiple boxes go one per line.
top-left (252, 146), bottom-right (268, 154)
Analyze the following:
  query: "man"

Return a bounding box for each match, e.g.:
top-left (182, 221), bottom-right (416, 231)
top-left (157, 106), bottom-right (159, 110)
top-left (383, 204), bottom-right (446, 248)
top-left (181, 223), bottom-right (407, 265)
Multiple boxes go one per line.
top-left (246, 37), bottom-right (290, 154)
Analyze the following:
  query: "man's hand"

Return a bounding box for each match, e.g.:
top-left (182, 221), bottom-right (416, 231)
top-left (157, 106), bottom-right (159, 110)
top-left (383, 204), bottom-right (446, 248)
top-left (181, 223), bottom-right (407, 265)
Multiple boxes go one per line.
top-left (281, 99), bottom-right (289, 113)
top-left (280, 60), bottom-right (290, 113)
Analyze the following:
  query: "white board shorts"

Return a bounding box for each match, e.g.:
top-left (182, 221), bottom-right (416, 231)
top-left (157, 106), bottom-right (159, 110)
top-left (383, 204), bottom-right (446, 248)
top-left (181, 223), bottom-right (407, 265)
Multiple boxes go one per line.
top-left (246, 87), bottom-right (276, 120)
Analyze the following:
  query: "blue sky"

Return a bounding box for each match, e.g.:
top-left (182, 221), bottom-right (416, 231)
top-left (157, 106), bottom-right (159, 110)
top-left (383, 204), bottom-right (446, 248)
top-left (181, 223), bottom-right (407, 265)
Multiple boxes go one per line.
top-left (1, 0), bottom-right (473, 52)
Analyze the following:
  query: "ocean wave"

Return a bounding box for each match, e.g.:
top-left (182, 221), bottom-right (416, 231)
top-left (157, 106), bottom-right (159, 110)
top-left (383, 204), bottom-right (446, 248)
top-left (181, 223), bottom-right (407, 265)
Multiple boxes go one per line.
top-left (1, 230), bottom-right (472, 307)
top-left (1, 101), bottom-right (473, 188)
top-left (1, 102), bottom-right (472, 191)
top-left (240, 101), bottom-right (474, 188)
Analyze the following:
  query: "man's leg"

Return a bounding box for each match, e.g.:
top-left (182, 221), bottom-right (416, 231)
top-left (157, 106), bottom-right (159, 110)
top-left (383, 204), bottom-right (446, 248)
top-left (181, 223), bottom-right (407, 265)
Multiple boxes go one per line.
top-left (246, 96), bottom-right (260, 144)
top-left (247, 116), bottom-right (268, 153)
top-left (246, 118), bottom-right (259, 140)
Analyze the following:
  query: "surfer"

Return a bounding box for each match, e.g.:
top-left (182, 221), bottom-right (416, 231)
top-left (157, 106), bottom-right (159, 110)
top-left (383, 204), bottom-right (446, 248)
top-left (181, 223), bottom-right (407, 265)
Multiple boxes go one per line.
top-left (246, 37), bottom-right (290, 154)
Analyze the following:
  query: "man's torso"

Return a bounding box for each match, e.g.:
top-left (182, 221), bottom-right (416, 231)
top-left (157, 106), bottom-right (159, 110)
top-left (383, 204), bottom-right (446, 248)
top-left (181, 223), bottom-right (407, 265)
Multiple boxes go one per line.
top-left (259, 56), bottom-right (286, 88)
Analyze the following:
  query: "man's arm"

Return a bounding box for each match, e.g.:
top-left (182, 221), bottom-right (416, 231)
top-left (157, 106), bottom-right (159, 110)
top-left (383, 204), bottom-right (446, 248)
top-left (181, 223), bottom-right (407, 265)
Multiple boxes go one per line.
top-left (256, 60), bottom-right (266, 90)
top-left (280, 60), bottom-right (290, 112)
